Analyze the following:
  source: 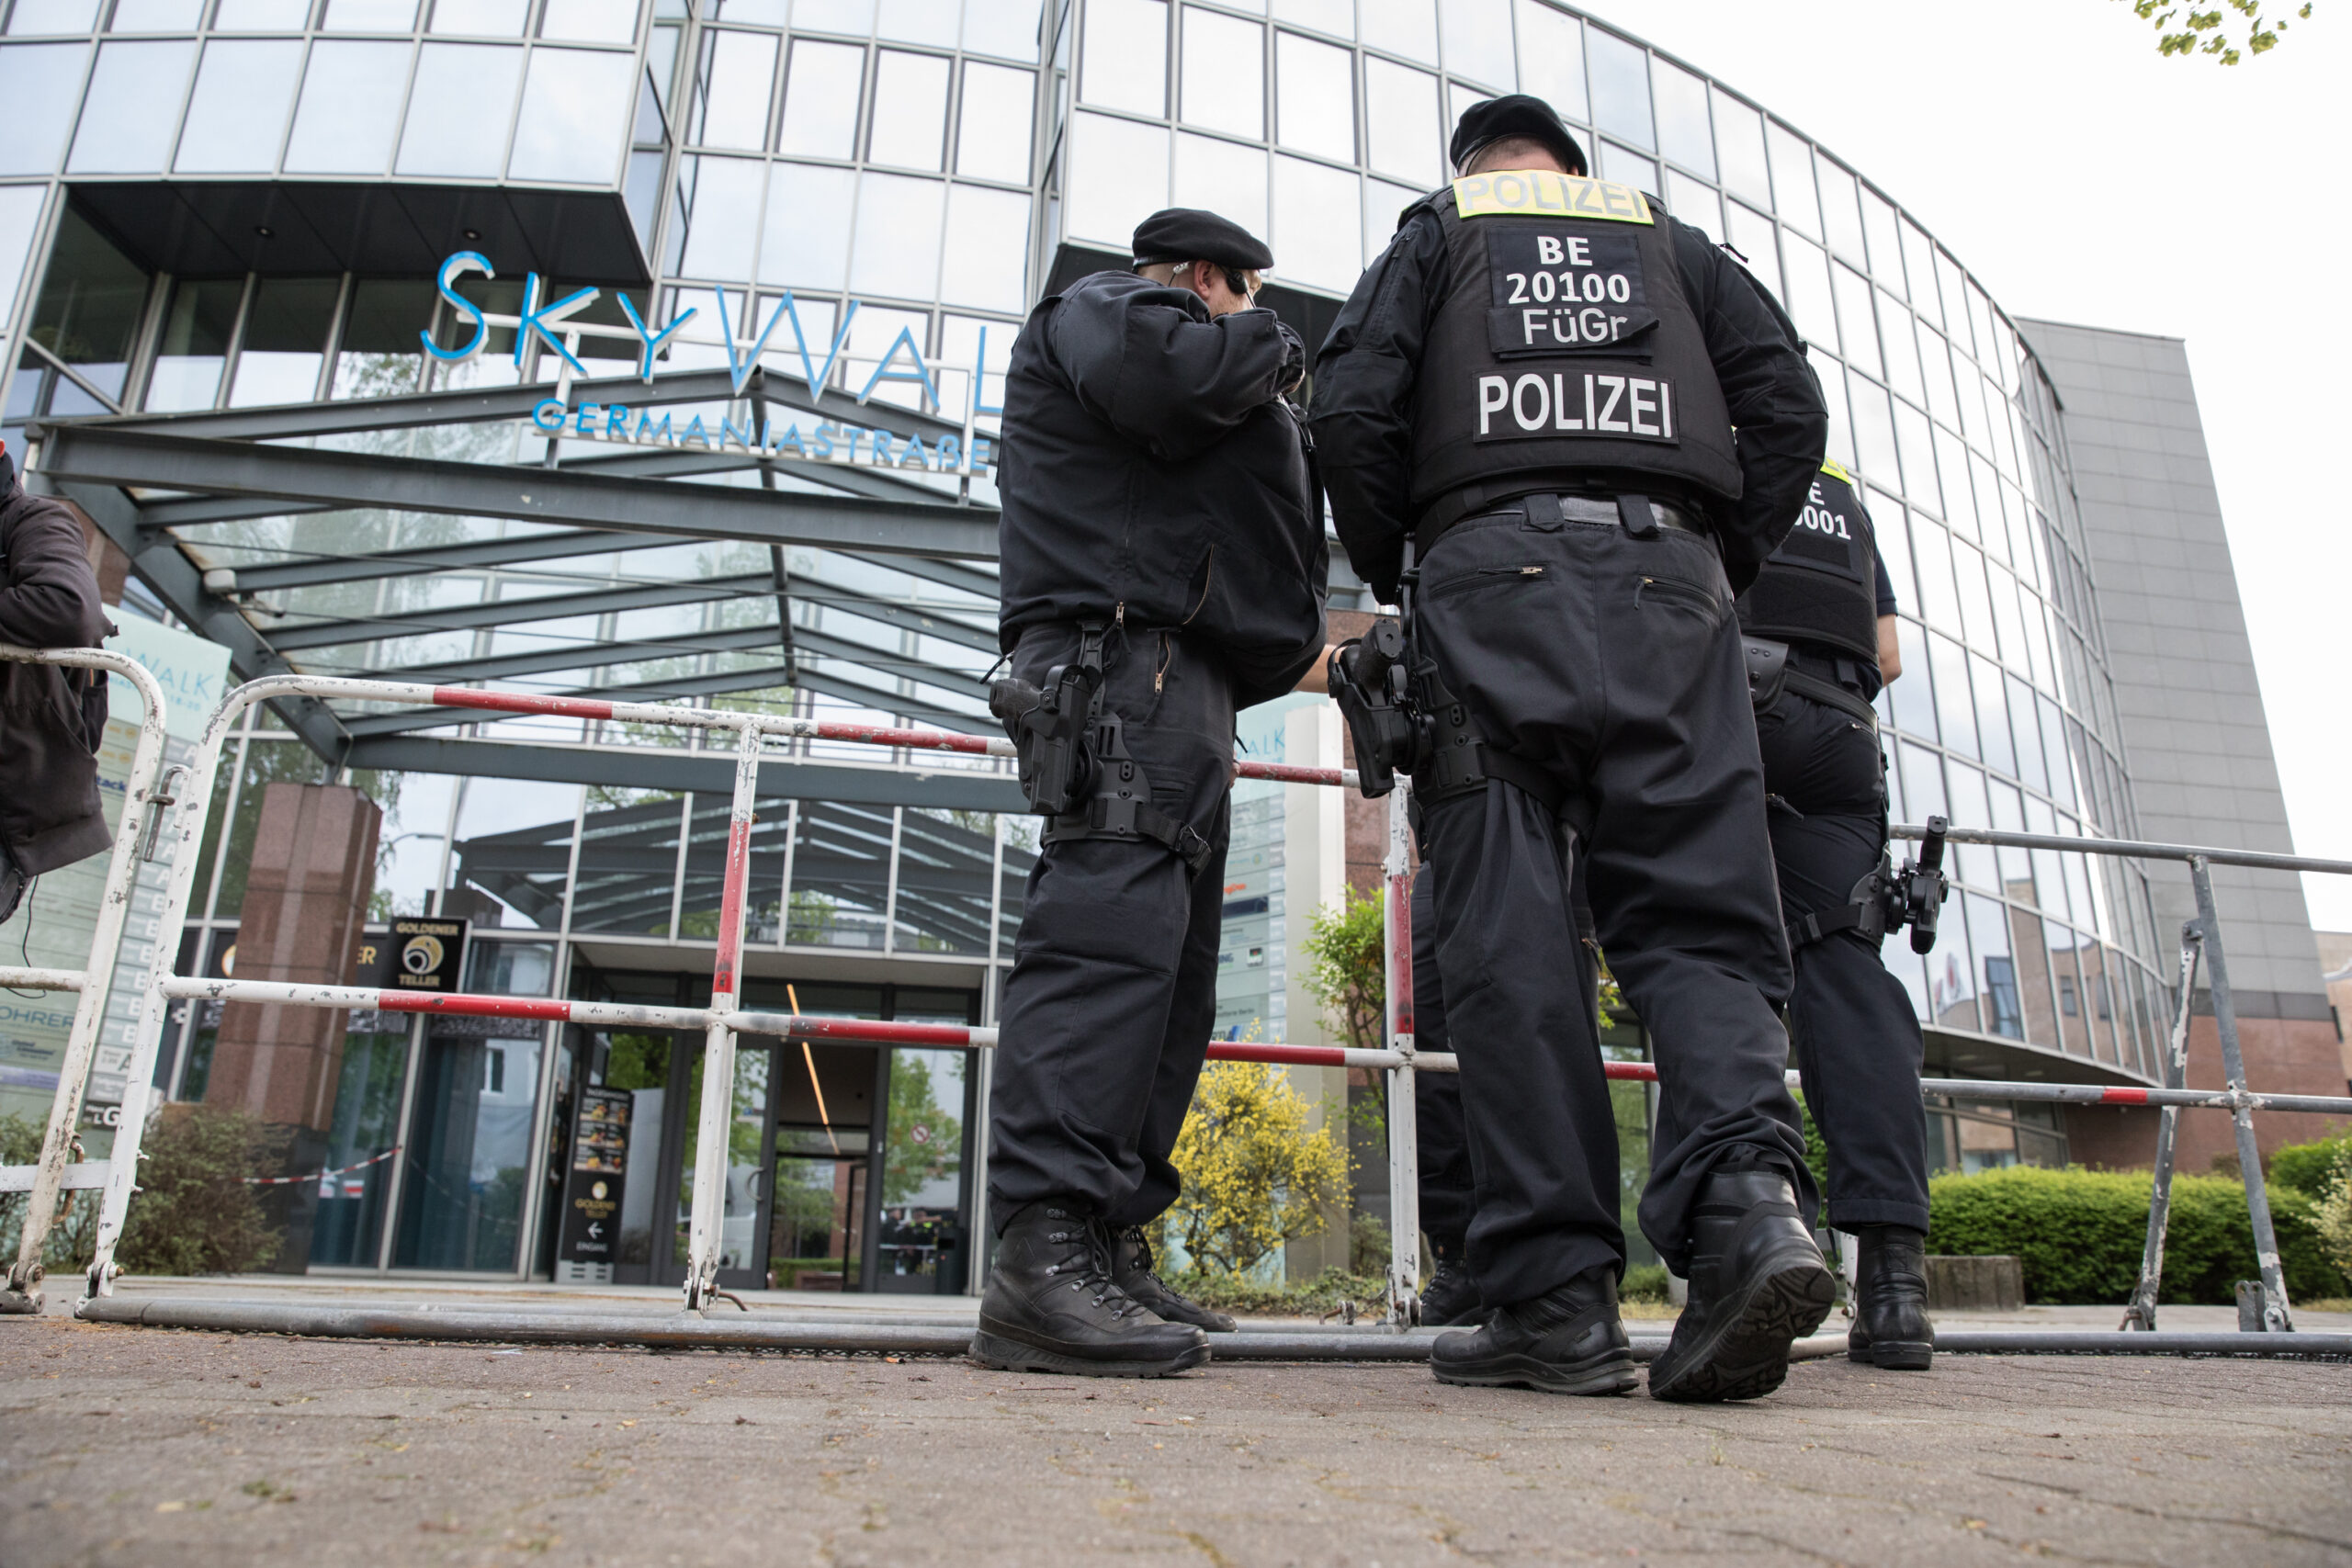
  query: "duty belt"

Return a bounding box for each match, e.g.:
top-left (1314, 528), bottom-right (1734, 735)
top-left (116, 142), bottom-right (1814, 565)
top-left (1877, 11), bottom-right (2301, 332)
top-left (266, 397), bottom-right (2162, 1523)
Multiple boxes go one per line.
top-left (1416, 491), bottom-right (1709, 557)
top-left (1743, 637), bottom-right (1879, 730)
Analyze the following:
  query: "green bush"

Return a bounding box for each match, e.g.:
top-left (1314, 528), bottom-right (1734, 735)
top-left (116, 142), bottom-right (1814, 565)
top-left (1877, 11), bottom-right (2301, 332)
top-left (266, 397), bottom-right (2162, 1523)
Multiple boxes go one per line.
top-left (116, 1102), bottom-right (285, 1276)
top-left (1173, 1266), bottom-right (1385, 1318)
top-left (1621, 1263), bottom-right (1669, 1303)
top-left (1927, 1165), bottom-right (2347, 1304)
top-left (2267, 1131), bottom-right (2352, 1197)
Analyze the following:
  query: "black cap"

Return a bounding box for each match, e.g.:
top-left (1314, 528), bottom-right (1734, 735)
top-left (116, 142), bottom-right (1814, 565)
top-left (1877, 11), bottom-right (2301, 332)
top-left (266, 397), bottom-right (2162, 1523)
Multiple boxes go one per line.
top-left (1131, 208), bottom-right (1274, 272)
top-left (1449, 94), bottom-right (1589, 177)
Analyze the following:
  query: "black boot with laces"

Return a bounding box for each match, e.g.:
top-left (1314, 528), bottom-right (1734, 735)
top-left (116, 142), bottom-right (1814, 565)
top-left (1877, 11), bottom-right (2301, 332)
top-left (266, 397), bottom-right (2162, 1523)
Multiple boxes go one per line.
top-left (1109, 1224), bottom-right (1237, 1333)
top-left (1419, 1256), bottom-right (1484, 1327)
top-left (1848, 1224), bottom-right (1934, 1370)
top-left (1429, 1265), bottom-right (1635, 1394)
top-left (971, 1200), bottom-right (1209, 1377)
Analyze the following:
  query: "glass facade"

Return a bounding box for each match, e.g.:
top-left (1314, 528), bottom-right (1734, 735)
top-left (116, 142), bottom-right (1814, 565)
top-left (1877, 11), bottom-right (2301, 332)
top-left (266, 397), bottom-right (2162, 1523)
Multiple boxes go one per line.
top-left (6, 0), bottom-right (2171, 1276)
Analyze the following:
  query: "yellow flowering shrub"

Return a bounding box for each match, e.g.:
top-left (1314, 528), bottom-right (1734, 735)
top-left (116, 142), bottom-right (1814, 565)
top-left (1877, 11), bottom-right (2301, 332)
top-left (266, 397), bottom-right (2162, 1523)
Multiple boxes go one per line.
top-left (1163, 1061), bottom-right (1350, 1277)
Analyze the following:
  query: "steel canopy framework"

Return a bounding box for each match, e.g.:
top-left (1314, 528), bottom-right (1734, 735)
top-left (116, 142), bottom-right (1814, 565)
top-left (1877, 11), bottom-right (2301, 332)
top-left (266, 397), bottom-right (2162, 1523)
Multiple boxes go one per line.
top-left (28, 365), bottom-right (1038, 808)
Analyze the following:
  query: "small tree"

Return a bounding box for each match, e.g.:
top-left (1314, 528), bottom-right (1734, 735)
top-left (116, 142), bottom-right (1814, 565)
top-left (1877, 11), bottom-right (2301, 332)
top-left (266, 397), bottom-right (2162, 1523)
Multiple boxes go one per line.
top-left (2314, 1151), bottom-right (2352, 1280)
top-left (1301, 886), bottom-right (1385, 1055)
top-left (1164, 1061), bottom-right (1349, 1278)
top-left (116, 1102), bottom-right (285, 1276)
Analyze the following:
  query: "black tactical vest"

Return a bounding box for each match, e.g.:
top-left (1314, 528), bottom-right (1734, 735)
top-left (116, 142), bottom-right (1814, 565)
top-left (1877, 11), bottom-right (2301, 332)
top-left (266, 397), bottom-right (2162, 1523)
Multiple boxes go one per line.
top-left (1736, 461), bottom-right (1882, 666)
top-left (1404, 171), bottom-right (1744, 536)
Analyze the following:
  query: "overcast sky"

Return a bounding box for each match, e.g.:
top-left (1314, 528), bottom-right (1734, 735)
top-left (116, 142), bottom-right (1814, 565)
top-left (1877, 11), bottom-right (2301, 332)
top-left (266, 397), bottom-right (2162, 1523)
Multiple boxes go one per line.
top-left (1593, 0), bottom-right (2352, 931)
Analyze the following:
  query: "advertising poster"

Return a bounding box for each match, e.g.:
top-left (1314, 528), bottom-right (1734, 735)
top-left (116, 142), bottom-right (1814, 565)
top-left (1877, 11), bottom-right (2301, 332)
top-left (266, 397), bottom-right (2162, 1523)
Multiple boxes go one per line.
top-left (556, 1085), bottom-right (633, 1276)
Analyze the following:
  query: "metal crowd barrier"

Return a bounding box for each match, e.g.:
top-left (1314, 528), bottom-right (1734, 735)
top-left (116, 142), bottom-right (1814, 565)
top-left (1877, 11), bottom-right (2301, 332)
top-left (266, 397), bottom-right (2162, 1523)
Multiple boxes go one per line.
top-left (0, 646), bottom-right (170, 1311)
top-left (5, 660), bottom-right (2349, 1356)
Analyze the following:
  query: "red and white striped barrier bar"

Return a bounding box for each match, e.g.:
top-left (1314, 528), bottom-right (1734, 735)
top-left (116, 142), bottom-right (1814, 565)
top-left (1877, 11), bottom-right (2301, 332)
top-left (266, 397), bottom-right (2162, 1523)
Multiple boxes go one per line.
top-left (1594, 1059), bottom-right (2352, 1117)
top-left (730, 1012), bottom-right (1001, 1048)
top-left (0, 968), bottom-right (87, 993)
top-left (156, 977), bottom-right (713, 1033)
top-left (1207, 1041), bottom-right (1458, 1073)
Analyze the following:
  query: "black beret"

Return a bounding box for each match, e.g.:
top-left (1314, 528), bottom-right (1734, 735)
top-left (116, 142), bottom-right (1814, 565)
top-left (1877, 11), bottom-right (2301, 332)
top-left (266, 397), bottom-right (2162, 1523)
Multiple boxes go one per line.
top-left (1130, 208), bottom-right (1273, 272)
top-left (1449, 94), bottom-right (1589, 176)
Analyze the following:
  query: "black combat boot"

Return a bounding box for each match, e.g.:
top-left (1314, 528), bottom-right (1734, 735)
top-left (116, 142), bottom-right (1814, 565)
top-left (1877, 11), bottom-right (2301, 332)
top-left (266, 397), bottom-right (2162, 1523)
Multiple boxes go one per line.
top-left (1848, 1224), bottom-right (1934, 1371)
top-left (1419, 1255), bottom-right (1484, 1327)
top-left (1429, 1265), bottom-right (1636, 1394)
top-left (1109, 1224), bottom-right (1237, 1333)
top-left (1648, 1165), bottom-right (1836, 1404)
top-left (971, 1201), bottom-right (1209, 1378)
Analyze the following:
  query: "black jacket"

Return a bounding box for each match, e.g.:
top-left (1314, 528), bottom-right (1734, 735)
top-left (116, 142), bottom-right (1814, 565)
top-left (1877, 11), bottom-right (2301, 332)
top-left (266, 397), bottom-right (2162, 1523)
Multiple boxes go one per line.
top-left (995, 271), bottom-right (1328, 710)
top-left (1310, 198), bottom-right (1827, 601)
top-left (0, 467), bottom-right (113, 875)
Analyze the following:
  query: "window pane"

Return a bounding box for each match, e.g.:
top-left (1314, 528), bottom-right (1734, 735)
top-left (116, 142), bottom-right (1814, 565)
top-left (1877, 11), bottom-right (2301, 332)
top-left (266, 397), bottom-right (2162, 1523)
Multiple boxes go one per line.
top-left (1359, 0), bottom-right (1435, 64)
top-left (1848, 369), bottom-right (1897, 487)
top-left (538, 0), bottom-right (635, 43)
top-left (1900, 217), bottom-right (1940, 327)
top-left (284, 39), bottom-right (409, 174)
top-left (332, 276), bottom-right (434, 398)
top-left (230, 277), bottom-right (338, 406)
top-left (6, 0), bottom-right (100, 33)
top-left (1780, 231), bottom-right (1835, 355)
top-left (397, 42), bottom-right (523, 175)
top-left (1865, 482), bottom-right (1909, 613)
top-left (1274, 29), bottom-right (1350, 161)
top-left (876, 0), bottom-right (957, 46)
top-left (26, 209), bottom-right (145, 401)
top-left (1764, 120), bottom-right (1816, 236)
top-left (67, 38), bottom-right (195, 174)
top-left (1831, 262), bottom-right (1879, 378)
top-left (178, 39), bottom-right (302, 174)
top-left (1889, 618), bottom-right (1934, 742)
top-left (1929, 632), bottom-right (1977, 761)
top-left (695, 29), bottom-right (776, 151)
top-left (1597, 141), bottom-right (1655, 194)
top-left (322, 0), bottom-right (415, 28)
top-left (677, 152), bottom-right (764, 278)
top-left (0, 185), bottom-right (42, 325)
top-left (212, 0), bottom-right (309, 25)
top-left (1065, 109), bottom-right (1167, 248)
top-left (778, 39), bottom-right (865, 159)
top-left (795, 0), bottom-right (874, 33)
top-left (1172, 130), bottom-right (1266, 241)
top-left (758, 160), bottom-right (854, 289)
top-left (1724, 200), bottom-right (1778, 303)
top-left (432, 0), bottom-right (527, 33)
top-left (1510, 0), bottom-right (1582, 121)
top-left (963, 0), bottom-right (1041, 59)
top-left (508, 46), bottom-right (632, 182)
top-left (1363, 55), bottom-right (1440, 186)
top-left (1180, 7), bottom-right (1260, 139)
top-left (941, 183), bottom-right (1030, 312)
top-left (1081, 0), bottom-right (1165, 117)
top-left (0, 42), bottom-right (92, 175)
top-left (1880, 286), bottom-right (1924, 405)
top-left (1272, 0), bottom-right (1349, 36)
top-left (1271, 152), bottom-right (1357, 293)
top-left (1818, 158), bottom-right (1865, 264)
top-left (1862, 185), bottom-right (1903, 294)
top-left (1437, 0), bottom-right (1511, 90)
top-left (1662, 169), bottom-right (1717, 238)
top-left (1585, 28), bottom-right (1650, 152)
top-left (849, 170), bottom-right (944, 300)
top-left (956, 60), bottom-right (1032, 182)
top-left (868, 47), bottom-right (949, 169)
top-left (143, 277), bottom-right (240, 412)
top-left (1711, 86), bottom-right (1766, 207)
top-left (1363, 175), bottom-right (1419, 264)
top-left (1650, 56), bottom-right (1711, 178)
top-left (111, 0), bottom-right (201, 30)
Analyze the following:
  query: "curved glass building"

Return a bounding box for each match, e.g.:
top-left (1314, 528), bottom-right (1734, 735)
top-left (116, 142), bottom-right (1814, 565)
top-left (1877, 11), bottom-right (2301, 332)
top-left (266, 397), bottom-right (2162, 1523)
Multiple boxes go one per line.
top-left (3, 0), bottom-right (2330, 1279)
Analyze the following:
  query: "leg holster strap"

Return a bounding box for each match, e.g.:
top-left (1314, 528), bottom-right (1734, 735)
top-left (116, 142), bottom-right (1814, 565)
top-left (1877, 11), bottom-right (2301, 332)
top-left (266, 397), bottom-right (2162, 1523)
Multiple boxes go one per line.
top-left (1410, 672), bottom-right (1570, 822)
top-left (1035, 626), bottom-right (1215, 875)
top-left (1785, 861), bottom-right (1892, 951)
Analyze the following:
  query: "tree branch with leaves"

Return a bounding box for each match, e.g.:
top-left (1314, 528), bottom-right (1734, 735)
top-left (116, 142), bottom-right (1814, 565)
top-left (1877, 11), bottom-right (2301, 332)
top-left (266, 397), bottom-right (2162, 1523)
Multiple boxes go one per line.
top-left (2122, 0), bottom-right (2313, 64)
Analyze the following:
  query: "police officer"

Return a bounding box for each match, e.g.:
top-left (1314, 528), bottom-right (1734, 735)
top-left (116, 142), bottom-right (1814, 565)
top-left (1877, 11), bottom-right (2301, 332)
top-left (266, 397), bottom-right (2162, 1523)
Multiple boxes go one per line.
top-left (977, 209), bottom-right (1328, 1378)
top-left (1740, 459), bottom-right (1935, 1371)
top-left (1313, 96), bottom-right (1833, 1402)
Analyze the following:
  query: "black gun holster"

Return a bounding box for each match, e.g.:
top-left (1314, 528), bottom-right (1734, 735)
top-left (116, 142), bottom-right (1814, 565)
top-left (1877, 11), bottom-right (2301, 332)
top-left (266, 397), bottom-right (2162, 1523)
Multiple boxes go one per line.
top-left (989, 625), bottom-right (1213, 875)
top-left (1783, 813), bottom-right (1951, 957)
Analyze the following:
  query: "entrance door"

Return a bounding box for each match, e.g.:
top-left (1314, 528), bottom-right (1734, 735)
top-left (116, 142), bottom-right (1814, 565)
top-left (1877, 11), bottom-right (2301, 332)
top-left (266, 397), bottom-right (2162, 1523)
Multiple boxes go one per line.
top-left (654, 1037), bottom-right (776, 1292)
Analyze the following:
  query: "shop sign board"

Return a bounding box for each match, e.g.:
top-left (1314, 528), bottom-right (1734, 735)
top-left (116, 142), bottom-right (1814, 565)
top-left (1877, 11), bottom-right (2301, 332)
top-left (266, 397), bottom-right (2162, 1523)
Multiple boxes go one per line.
top-left (557, 1086), bottom-right (634, 1269)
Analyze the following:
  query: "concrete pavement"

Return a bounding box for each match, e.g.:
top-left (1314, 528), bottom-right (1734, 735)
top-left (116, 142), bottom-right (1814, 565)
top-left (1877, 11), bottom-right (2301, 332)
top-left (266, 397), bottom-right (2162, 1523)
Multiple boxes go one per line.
top-left (4, 1313), bottom-right (2348, 1566)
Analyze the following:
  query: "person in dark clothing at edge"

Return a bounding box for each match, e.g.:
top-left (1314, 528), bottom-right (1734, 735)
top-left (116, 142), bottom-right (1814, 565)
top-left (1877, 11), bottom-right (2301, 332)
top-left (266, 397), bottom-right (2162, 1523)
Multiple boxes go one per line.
top-left (976, 209), bottom-right (1328, 1378)
top-left (1311, 96), bottom-right (1833, 1402)
top-left (1740, 459), bottom-right (1936, 1371)
top-left (0, 440), bottom-right (113, 924)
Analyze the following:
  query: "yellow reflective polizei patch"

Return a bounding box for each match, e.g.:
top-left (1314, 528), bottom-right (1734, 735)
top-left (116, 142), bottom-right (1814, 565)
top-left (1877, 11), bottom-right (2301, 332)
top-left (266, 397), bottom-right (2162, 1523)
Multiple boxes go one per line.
top-left (1452, 171), bottom-right (1654, 224)
top-left (1821, 459), bottom-right (1854, 485)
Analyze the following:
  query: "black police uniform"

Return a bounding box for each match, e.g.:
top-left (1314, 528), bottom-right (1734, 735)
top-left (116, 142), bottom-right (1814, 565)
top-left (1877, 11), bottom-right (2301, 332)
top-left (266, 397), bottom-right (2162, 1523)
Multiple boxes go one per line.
top-left (989, 265), bottom-right (1328, 1239)
top-left (1313, 169), bottom-right (1828, 1308)
top-left (1740, 462), bottom-right (1930, 1235)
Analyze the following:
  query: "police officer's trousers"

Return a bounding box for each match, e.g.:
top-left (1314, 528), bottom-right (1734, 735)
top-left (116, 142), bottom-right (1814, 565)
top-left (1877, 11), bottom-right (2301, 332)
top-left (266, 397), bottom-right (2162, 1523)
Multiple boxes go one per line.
top-left (1413, 511), bottom-right (1815, 1301)
top-left (1755, 684), bottom-right (1932, 1233)
top-left (986, 623), bottom-right (1234, 1234)
top-left (1411, 863), bottom-right (1599, 1258)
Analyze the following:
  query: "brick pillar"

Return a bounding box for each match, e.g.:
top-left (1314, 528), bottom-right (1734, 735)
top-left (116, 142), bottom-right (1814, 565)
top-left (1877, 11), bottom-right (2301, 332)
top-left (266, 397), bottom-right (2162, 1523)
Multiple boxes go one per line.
top-left (205, 783), bottom-right (381, 1272)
